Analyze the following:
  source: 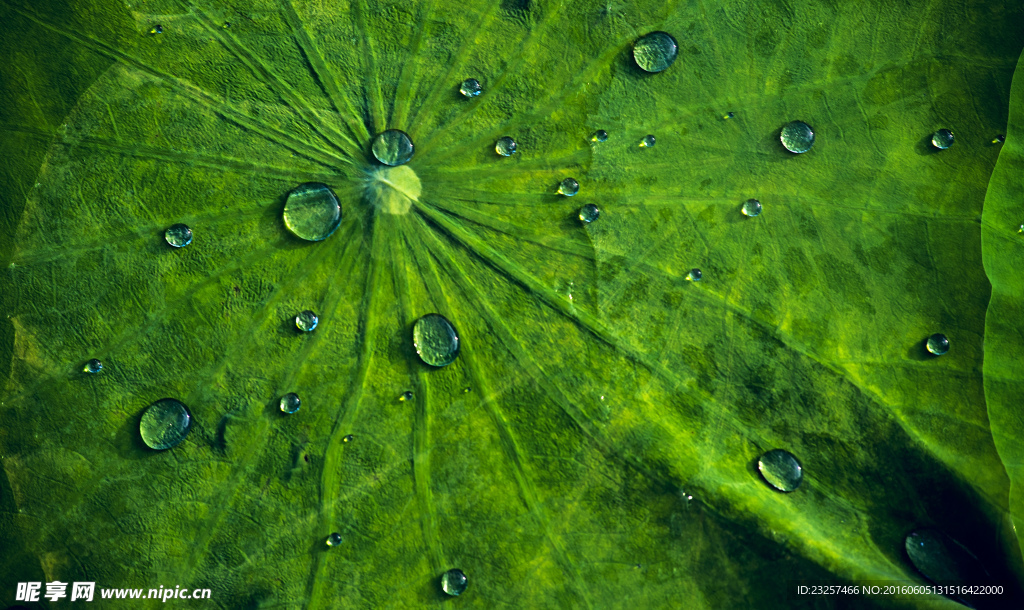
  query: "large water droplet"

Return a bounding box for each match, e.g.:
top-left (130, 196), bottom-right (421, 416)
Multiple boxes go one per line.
top-left (591, 129), bottom-right (609, 142)
top-left (558, 178), bottom-right (580, 196)
top-left (686, 268), bottom-right (702, 282)
top-left (326, 532), bottom-right (343, 547)
top-left (742, 199), bottom-right (762, 217)
top-left (781, 121), bottom-right (815, 153)
top-left (295, 310), bottom-right (319, 332)
top-left (633, 31), bottom-right (678, 73)
top-left (140, 398), bottom-right (192, 450)
top-left (283, 183), bottom-right (341, 242)
top-left (931, 129), bottom-right (954, 150)
top-left (372, 129), bottom-right (414, 166)
top-left (164, 224), bottom-right (193, 248)
top-left (905, 529), bottom-right (990, 600)
top-left (926, 333), bottom-right (949, 356)
top-left (441, 568), bottom-right (468, 596)
top-left (280, 392), bottom-right (301, 414)
top-left (579, 204), bottom-right (600, 224)
top-left (639, 134), bottom-right (656, 148)
top-left (459, 78), bottom-right (482, 98)
top-left (83, 358), bottom-right (103, 374)
top-left (413, 314), bottom-right (460, 367)
top-left (495, 136), bottom-right (517, 156)
top-left (758, 449), bottom-right (802, 492)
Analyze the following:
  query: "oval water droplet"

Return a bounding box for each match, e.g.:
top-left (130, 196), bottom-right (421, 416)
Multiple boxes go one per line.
top-left (280, 392), bottom-right (301, 414)
top-left (723, 111), bottom-right (735, 120)
top-left (758, 448), bottom-right (802, 492)
top-left (931, 129), bottom-right (954, 150)
top-left (905, 529), bottom-right (990, 598)
top-left (413, 314), bottom-right (460, 367)
top-left (343, 434), bottom-right (354, 443)
top-left (686, 268), bottom-right (702, 282)
top-left (742, 199), bottom-right (762, 217)
top-left (926, 333), bottom-right (949, 356)
top-left (441, 568), bottom-right (468, 596)
top-left (295, 310), bottom-right (319, 332)
top-left (633, 31), bottom-right (678, 73)
top-left (399, 391), bottom-right (414, 402)
top-left (579, 204), bottom-right (600, 224)
top-left (140, 398), bottom-right (192, 450)
top-left (459, 78), bottom-right (482, 98)
top-left (558, 178), bottom-right (580, 196)
top-left (495, 136), bottom-right (517, 156)
top-left (639, 134), bottom-right (656, 148)
top-left (371, 129), bottom-right (414, 166)
top-left (83, 358), bottom-right (103, 374)
top-left (164, 223), bottom-right (192, 248)
top-left (781, 121), bottom-right (815, 153)
top-left (591, 129), bottom-right (609, 142)
top-left (326, 532), bottom-right (343, 547)
top-left (283, 182), bottom-right (341, 242)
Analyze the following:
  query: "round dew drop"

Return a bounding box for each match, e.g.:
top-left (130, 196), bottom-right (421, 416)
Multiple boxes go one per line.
top-left (686, 268), bottom-right (702, 282)
top-left (280, 392), bottom-right (301, 414)
top-left (399, 391), bottom-right (414, 402)
top-left (758, 448), bottom-right (802, 492)
top-left (742, 199), bottom-right (762, 217)
top-left (441, 569), bottom-right (468, 596)
top-left (926, 333), bottom-right (949, 356)
top-left (140, 398), bottom-right (192, 450)
top-left (83, 358), bottom-right (103, 374)
top-left (295, 310), bottom-right (319, 332)
top-left (639, 134), bottom-right (656, 148)
top-left (931, 129), bottom-right (954, 150)
top-left (459, 78), bottom-right (482, 98)
top-left (343, 434), bottom-right (354, 443)
top-left (579, 204), bottom-right (600, 224)
top-left (591, 129), bottom-right (609, 143)
top-left (413, 314), bottom-right (460, 367)
top-left (495, 136), bottom-right (517, 156)
top-left (781, 121), bottom-right (815, 153)
top-left (283, 182), bottom-right (341, 242)
top-left (724, 112), bottom-right (735, 120)
top-left (164, 224), bottom-right (193, 248)
top-left (558, 178), bottom-right (580, 196)
top-left (633, 31), bottom-right (678, 73)
top-left (371, 129), bottom-right (414, 166)
top-left (326, 533), bottom-right (343, 547)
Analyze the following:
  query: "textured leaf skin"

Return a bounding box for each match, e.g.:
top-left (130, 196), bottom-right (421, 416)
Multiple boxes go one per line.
top-left (1, 0), bottom-right (1024, 608)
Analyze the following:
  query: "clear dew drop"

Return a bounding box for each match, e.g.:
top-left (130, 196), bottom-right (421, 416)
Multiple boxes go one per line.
top-left (905, 529), bottom-right (990, 598)
top-left (280, 392), bottom-right (301, 414)
top-left (413, 314), bottom-right (460, 367)
top-left (399, 391), bottom-right (414, 402)
top-left (781, 121), bottom-right (815, 153)
top-left (295, 310), bottom-right (319, 332)
top-left (343, 434), bottom-right (354, 443)
top-left (371, 129), bottom-right (415, 166)
top-left (591, 129), bottom-right (609, 142)
top-left (632, 31), bottom-right (678, 73)
top-left (441, 568), bottom-right (468, 596)
top-left (140, 398), bottom-right (192, 450)
top-left (149, 24), bottom-right (163, 35)
top-left (993, 134), bottom-right (1006, 144)
top-left (723, 111), bottom-right (735, 120)
top-left (83, 358), bottom-right (103, 374)
top-left (558, 178), bottom-right (580, 196)
top-left (686, 268), bottom-right (702, 282)
top-left (164, 223), bottom-right (193, 248)
top-left (757, 448), bottom-right (802, 492)
top-left (931, 128), bottom-right (955, 150)
top-left (283, 182), bottom-right (342, 242)
top-left (459, 78), bottom-right (482, 98)
top-left (926, 333), bottom-right (949, 356)
top-left (639, 134), bottom-right (656, 148)
top-left (742, 199), bottom-right (762, 217)
top-left (579, 204), bottom-right (600, 224)
top-left (326, 533), bottom-right (343, 547)
top-left (495, 136), bottom-right (517, 156)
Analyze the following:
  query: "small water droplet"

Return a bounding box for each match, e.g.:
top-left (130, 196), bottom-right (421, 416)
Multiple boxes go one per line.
top-left (343, 434), bottom-right (354, 443)
top-left (758, 449), bottom-right (802, 492)
top-left (83, 358), bottom-right (103, 374)
top-left (558, 178), bottom-right (580, 196)
top-left (781, 121), bottom-right (815, 153)
top-left (295, 310), bottom-right (319, 332)
top-left (1018, 223), bottom-right (1024, 234)
top-left (140, 398), bottom-right (192, 450)
top-left (686, 268), bottom-right (702, 282)
top-left (164, 224), bottom-right (193, 248)
top-left (579, 204), bottom-right (600, 224)
top-left (926, 333), bottom-right (949, 356)
top-left (441, 568), bottom-right (468, 596)
top-left (931, 129), bottom-right (954, 150)
top-left (633, 31), bottom-right (678, 73)
top-left (591, 129), bottom-right (609, 142)
top-left (993, 134), bottom-right (1006, 144)
top-left (222, 22), bottom-right (230, 28)
top-left (463, 387), bottom-right (471, 393)
top-left (280, 392), bottom-right (301, 414)
top-left (399, 391), bottom-right (414, 402)
top-left (371, 129), bottom-right (414, 166)
top-left (495, 136), bottom-right (517, 156)
top-left (742, 199), bottom-right (762, 217)
top-left (639, 134), bottom-right (656, 148)
top-left (283, 182), bottom-right (341, 242)
top-left (723, 111), bottom-right (735, 120)
top-left (905, 529), bottom-right (990, 601)
top-left (149, 24), bottom-right (163, 35)
top-left (459, 78), bottom-right (482, 98)
top-left (326, 532), bottom-right (343, 547)
top-left (413, 314), bottom-right (460, 367)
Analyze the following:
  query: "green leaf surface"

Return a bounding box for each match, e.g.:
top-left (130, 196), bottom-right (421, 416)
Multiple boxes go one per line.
top-left (2, 0), bottom-right (1024, 607)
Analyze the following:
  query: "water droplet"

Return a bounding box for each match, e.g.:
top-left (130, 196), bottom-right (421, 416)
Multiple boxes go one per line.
top-left (441, 568), bottom-right (468, 596)
top-left (140, 398), bottom-right (192, 450)
top-left (905, 529), bottom-right (990, 596)
top-left (758, 449), bottom-right (802, 492)
top-left (413, 314), bottom-right (460, 367)
top-left (495, 136), bottom-right (517, 156)
top-left (343, 434), bottom-right (354, 443)
top-left (633, 31), bottom-right (678, 73)
top-left (371, 129), bottom-right (414, 166)
top-left (686, 268), bottom-right (702, 282)
top-left (459, 78), bottom-right (482, 98)
top-left (591, 129), bottom-right (609, 142)
top-left (326, 532), bottom-right (343, 547)
top-left (558, 178), bottom-right (580, 196)
top-left (149, 24), bottom-right (163, 35)
top-left (931, 129), bottom-right (954, 150)
top-left (280, 392), bottom-right (301, 414)
top-left (164, 224), bottom-right (192, 248)
top-left (926, 333), bottom-right (949, 356)
top-left (723, 111), bottom-right (735, 120)
top-left (993, 134), bottom-right (1006, 144)
top-left (399, 391), bottom-right (414, 402)
top-left (83, 358), bottom-right (103, 374)
top-left (579, 204), bottom-right (600, 224)
top-left (283, 182), bottom-right (341, 242)
top-left (742, 199), bottom-right (762, 217)
top-left (295, 310), bottom-right (319, 332)
top-left (781, 121), bottom-right (815, 153)
top-left (639, 134), bottom-right (656, 148)
top-left (1018, 223), bottom-right (1024, 234)
top-left (463, 387), bottom-right (471, 393)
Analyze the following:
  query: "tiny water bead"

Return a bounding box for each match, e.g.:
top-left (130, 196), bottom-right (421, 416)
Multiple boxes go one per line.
top-left (413, 314), bottom-right (460, 367)
top-left (343, 434), bottom-right (354, 443)
top-left (686, 268), bottom-right (702, 282)
top-left (633, 31), bottom-right (678, 73)
top-left (280, 392), bottom-right (301, 414)
top-left (164, 223), bottom-right (192, 248)
top-left (140, 398), bottom-right (192, 450)
top-left (591, 129), bottom-right (609, 142)
top-left (741, 199), bottom-right (762, 217)
top-left (993, 134), bottom-right (1006, 144)
top-left (371, 129), bottom-right (414, 166)
top-left (723, 111), bottom-right (735, 120)
top-left (326, 533), bottom-right (343, 547)
top-left (931, 128), bottom-right (954, 150)
top-left (399, 391), bottom-right (414, 402)
top-left (558, 178), bottom-right (580, 196)
top-left (495, 136), bottom-right (517, 156)
top-left (639, 134), bottom-right (656, 148)
top-left (780, 121), bottom-right (815, 153)
top-left (758, 449), bottom-right (802, 492)
top-left (283, 182), bottom-right (342, 242)
top-left (441, 568), bottom-right (468, 596)
top-left (926, 333), bottom-right (949, 356)
top-left (295, 310), bottom-right (319, 332)
top-left (83, 358), bottom-right (103, 374)
top-left (149, 24), bottom-right (163, 35)
top-left (459, 78), bottom-right (482, 98)
top-left (579, 204), bottom-right (600, 223)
